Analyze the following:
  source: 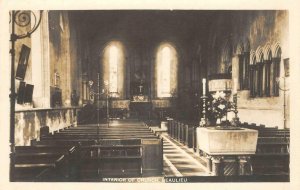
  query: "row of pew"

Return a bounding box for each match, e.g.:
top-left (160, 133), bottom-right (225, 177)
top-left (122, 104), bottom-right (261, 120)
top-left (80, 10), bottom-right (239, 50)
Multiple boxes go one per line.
top-left (12, 120), bottom-right (163, 181)
top-left (167, 119), bottom-right (198, 151)
top-left (13, 144), bottom-right (79, 181)
top-left (241, 122), bottom-right (290, 175)
top-left (167, 119), bottom-right (290, 176)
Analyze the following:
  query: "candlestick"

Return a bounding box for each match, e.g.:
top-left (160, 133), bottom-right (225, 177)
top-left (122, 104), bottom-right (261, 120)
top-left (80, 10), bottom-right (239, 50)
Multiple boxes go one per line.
top-left (200, 78), bottom-right (208, 127)
top-left (202, 78), bottom-right (206, 96)
top-left (199, 96), bottom-right (208, 127)
top-left (231, 93), bottom-right (240, 127)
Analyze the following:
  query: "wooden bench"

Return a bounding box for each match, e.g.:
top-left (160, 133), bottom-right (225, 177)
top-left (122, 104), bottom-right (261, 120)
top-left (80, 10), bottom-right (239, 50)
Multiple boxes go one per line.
top-left (41, 134), bottom-right (157, 140)
top-left (251, 128), bottom-right (290, 175)
top-left (13, 145), bottom-right (78, 181)
top-left (258, 130), bottom-right (290, 138)
top-left (68, 137), bottom-right (163, 181)
top-left (79, 139), bottom-right (143, 179)
top-left (251, 153), bottom-right (289, 175)
top-left (256, 137), bottom-right (290, 154)
top-left (26, 121), bottom-right (163, 181)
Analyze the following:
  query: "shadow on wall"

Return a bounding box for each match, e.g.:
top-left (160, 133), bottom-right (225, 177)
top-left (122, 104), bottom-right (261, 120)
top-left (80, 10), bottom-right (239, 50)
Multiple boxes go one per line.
top-left (15, 108), bottom-right (76, 146)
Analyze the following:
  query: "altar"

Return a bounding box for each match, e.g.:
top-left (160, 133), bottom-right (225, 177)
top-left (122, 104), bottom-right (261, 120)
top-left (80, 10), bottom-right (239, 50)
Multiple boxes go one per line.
top-left (130, 95), bottom-right (152, 120)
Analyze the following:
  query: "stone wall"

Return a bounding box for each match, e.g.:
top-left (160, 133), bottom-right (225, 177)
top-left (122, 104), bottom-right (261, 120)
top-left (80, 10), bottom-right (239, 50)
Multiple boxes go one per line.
top-left (48, 11), bottom-right (82, 107)
top-left (75, 11), bottom-right (209, 102)
top-left (15, 108), bottom-right (77, 146)
top-left (13, 11), bottom-right (83, 109)
top-left (206, 10), bottom-right (289, 128)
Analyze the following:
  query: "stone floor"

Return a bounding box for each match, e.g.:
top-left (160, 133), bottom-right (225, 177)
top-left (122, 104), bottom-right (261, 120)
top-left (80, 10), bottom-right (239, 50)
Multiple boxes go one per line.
top-left (161, 134), bottom-right (210, 177)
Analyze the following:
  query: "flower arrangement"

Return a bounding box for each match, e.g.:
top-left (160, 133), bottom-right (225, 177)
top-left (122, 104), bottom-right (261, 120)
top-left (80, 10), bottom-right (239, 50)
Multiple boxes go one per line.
top-left (208, 91), bottom-right (233, 125)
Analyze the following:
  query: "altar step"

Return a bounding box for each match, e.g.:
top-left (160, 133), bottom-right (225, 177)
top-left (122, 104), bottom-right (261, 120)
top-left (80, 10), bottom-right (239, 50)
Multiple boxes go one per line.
top-left (162, 134), bottom-right (209, 177)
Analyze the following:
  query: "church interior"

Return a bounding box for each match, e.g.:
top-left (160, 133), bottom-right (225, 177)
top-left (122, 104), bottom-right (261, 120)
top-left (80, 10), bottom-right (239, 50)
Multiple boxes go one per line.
top-left (8, 10), bottom-right (290, 182)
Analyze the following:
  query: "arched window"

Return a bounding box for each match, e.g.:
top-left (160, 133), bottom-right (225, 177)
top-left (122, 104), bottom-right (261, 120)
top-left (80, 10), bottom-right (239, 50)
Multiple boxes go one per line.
top-left (250, 44), bottom-right (282, 98)
top-left (102, 41), bottom-right (125, 98)
top-left (156, 43), bottom-right (178, 98)
top-left (109, 45), bottom-right (118, 93)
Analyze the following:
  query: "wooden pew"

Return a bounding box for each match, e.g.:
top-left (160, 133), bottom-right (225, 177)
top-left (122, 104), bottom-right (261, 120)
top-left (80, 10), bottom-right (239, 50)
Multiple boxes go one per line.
top-left (168, 119), bottom-right (290, 176)
top-left (13, 145), bottom-right (78, 181)
top-left (41, 134), bottom-right (157, 141)
top-left (252, 156), bottom-right (289, 175)
top-left (240, 123), bottom-right (290, 175)
top-left (29, 121), bottom-right (163, 180)
top-left (60, 138), bottom-right (163, 181)
top-left (79, 139), bottom-right (143, 180)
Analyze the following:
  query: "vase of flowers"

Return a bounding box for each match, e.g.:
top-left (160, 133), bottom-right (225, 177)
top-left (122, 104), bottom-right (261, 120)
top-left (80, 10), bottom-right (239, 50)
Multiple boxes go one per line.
top-left (207, 91), bottom-right (233, 127)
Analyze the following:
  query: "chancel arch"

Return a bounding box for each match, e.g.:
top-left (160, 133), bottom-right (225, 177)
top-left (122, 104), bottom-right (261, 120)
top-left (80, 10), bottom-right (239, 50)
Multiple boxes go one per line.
top-left (220, 39), bottom-right (233, 74)
top-left (102, 41), bottom-right (125, 98)
top-left (155, 43), bottom-right (178, 98)
top-left (244, 39), bottom-right (251, 53)
top-left (236, 40), bottom-right (250, 90)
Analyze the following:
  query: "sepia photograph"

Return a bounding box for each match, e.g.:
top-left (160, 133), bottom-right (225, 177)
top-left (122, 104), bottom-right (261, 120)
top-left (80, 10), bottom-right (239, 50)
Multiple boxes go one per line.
top-left (0, 0), bottom-right (299, 189)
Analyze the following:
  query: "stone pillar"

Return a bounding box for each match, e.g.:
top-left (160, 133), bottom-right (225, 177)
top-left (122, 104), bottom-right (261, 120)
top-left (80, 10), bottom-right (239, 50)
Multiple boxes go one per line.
top-left (211, 156), bottom-right (223, 176)
top-left (63, 12), bottom-right (72, 106)
top-left (232, 55), bottom-right (240, 90)
top-left (41, 11), bottom-right (51, 108)
top-left (238, 156), bottom-right (250, 175)
top-left (31, 11), bottom-right (43, 107)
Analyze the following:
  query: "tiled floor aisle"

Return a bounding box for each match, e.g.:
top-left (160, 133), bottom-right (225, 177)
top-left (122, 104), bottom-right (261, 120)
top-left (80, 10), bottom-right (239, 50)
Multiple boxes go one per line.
top-left (162, 134), bottom-right (210, 177)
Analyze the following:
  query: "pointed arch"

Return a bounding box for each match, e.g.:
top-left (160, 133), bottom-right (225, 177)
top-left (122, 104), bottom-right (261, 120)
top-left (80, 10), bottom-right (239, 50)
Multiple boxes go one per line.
top-left (250, 50), bottom-right (256, 65)
top-left (244, 39), bottom-right (251, 53)
top-left (221, 39), bottom-right (233, 63)
top-left (272, 42), bottom-right (282, 58)
top-left (236, 40), bottom-right (251, 90)
top-left (263, 43), bottom-right (272, 60)
top-left (236, 41), bottom-right (244, 55)
top-left (256, 46), bottom-right (264, 63)
top-left (220, 39), bottom-right (233, 74)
